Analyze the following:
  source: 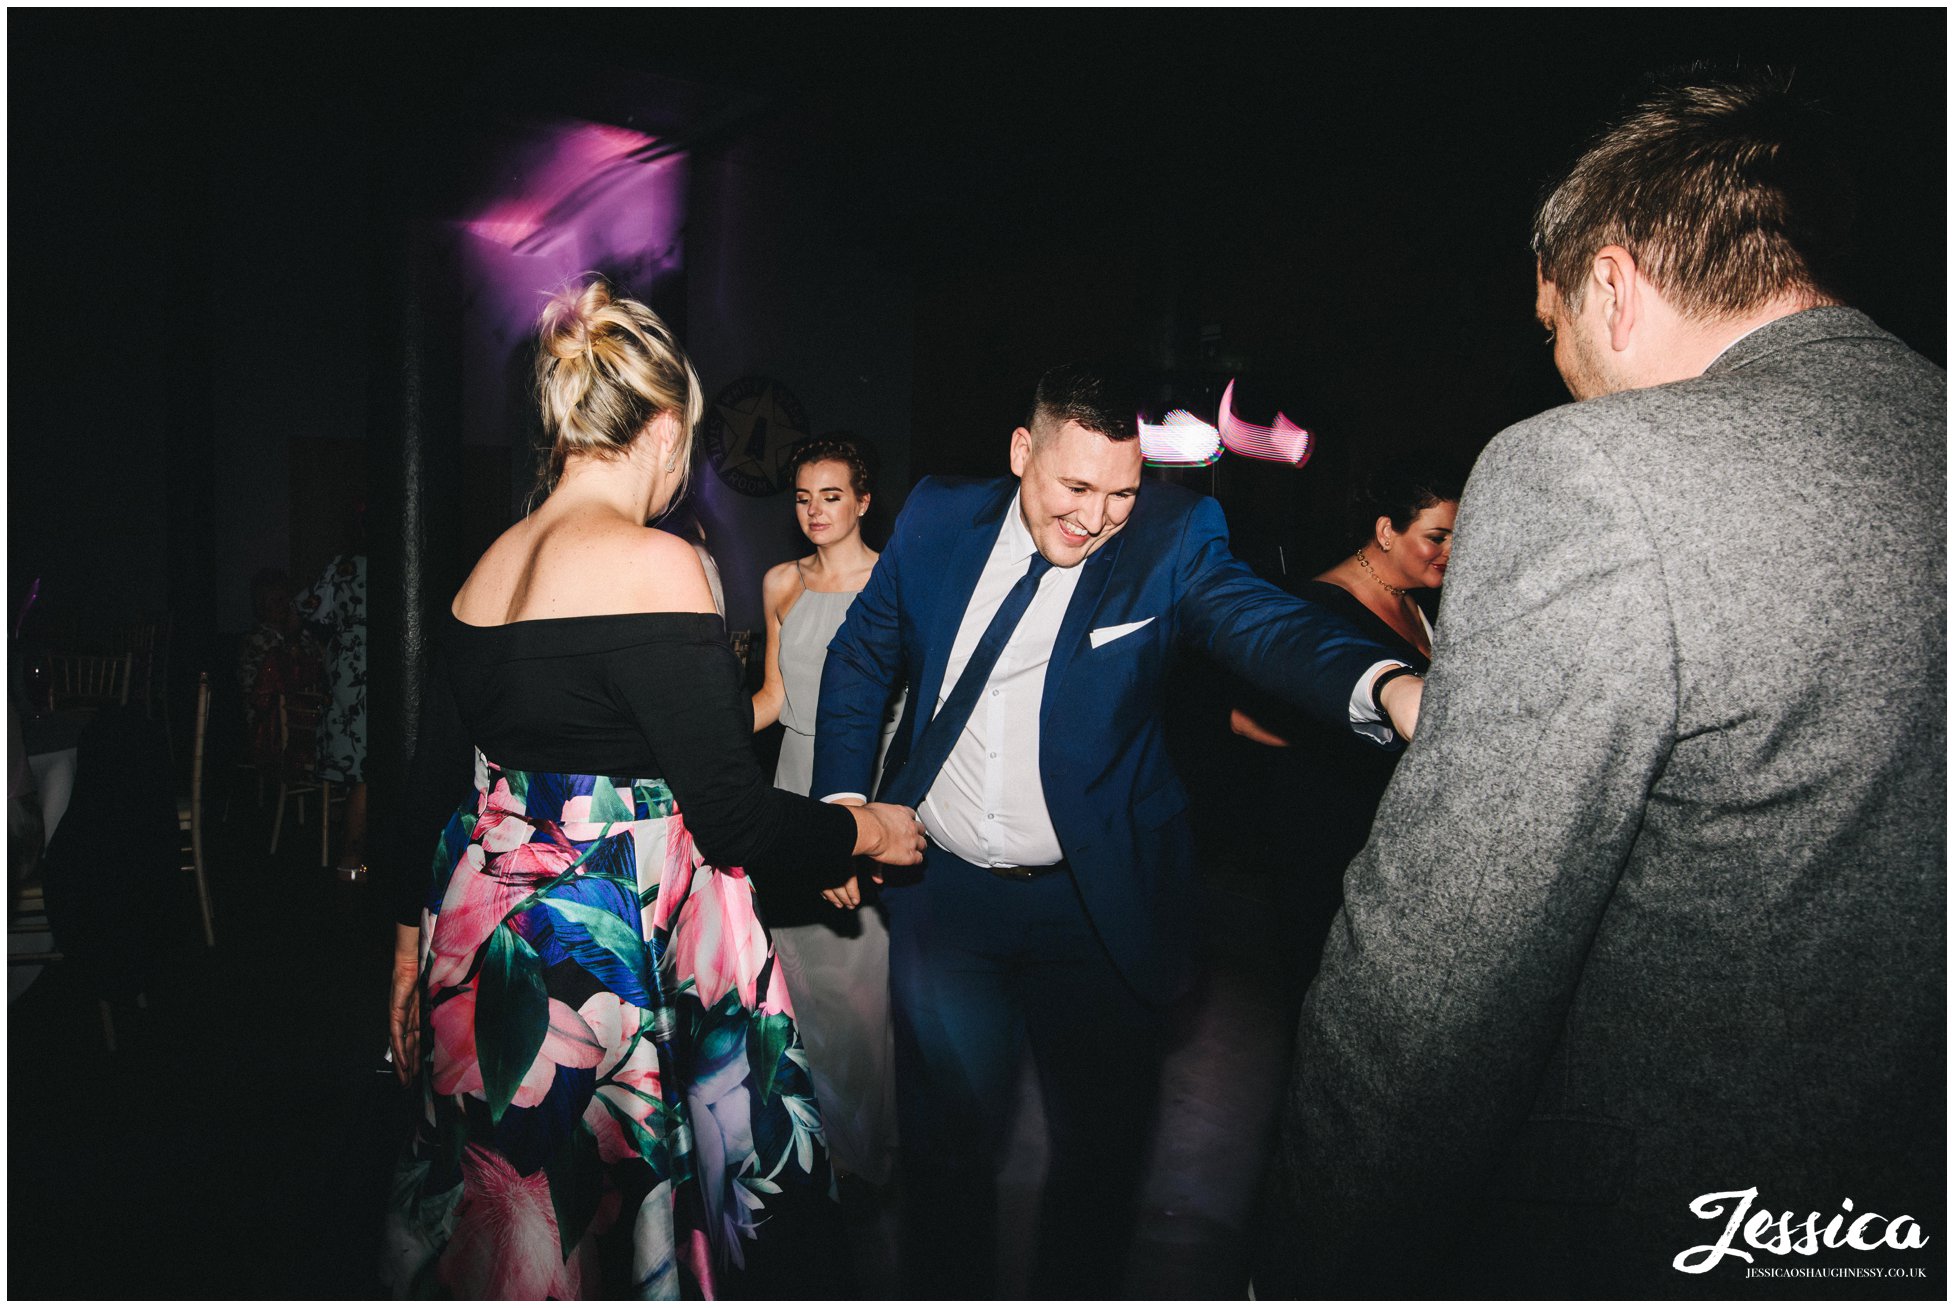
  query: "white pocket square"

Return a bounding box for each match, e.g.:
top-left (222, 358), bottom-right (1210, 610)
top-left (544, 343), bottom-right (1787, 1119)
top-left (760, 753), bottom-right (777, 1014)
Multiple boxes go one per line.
top-left (1089, 617), bottom-right (1156, 649)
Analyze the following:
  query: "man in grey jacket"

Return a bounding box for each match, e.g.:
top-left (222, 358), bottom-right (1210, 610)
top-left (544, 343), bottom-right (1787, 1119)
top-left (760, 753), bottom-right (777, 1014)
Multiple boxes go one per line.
top-left (1258, 73), bottom-right (1945, 1297)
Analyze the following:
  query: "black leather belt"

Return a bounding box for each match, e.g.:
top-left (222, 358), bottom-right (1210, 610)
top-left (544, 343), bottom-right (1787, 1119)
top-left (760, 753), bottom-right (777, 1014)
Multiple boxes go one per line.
top-left (927, 838), bottom-right (1070, 881)
top-left (989, 858), bottom-right (1069, 882)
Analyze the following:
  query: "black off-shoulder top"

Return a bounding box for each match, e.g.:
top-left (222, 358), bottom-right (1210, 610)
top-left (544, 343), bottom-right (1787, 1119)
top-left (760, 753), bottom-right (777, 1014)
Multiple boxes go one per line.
top-left (390, 611), bottom-right (857, 925)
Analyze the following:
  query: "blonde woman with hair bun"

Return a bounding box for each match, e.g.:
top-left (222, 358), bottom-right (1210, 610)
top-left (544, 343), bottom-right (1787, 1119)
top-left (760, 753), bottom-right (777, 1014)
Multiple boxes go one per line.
top-left (381, 277), bottom-right (923, 1299)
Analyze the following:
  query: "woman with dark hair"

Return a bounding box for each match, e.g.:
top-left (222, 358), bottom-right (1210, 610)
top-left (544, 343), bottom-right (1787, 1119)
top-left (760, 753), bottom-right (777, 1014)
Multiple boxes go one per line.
top-left (381, 280), bottom-right (925, 1298)
top-left (1231, 461), bottom-right (1461, 992)
top-left (748, 435), bottom-right (901, 1188)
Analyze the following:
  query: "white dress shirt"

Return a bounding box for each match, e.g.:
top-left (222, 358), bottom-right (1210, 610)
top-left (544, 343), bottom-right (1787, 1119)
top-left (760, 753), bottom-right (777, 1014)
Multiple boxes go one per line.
top-left (920, 493), bottom-right (1081, 868)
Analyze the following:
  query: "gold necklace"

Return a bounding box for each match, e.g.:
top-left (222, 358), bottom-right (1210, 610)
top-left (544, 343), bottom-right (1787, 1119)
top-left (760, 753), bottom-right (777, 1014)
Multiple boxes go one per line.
top-left (1355, 546), bottom-right (1411, 598)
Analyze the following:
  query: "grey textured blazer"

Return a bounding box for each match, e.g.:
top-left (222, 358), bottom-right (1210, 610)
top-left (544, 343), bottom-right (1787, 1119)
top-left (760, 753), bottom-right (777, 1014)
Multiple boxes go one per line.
top-left (1259, 307), bottom-right (1945, 1298)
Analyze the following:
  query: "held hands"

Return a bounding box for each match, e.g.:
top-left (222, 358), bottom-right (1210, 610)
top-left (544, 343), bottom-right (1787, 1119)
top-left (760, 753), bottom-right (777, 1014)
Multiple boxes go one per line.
top-left (829, 799), bottom-right (926, 909)
top-left (850, 801), bottom-right (927, 866)
top-left (822, 874), bottom-right (863, 910)
top-left (1378, 672), bottom-right (1424, 742)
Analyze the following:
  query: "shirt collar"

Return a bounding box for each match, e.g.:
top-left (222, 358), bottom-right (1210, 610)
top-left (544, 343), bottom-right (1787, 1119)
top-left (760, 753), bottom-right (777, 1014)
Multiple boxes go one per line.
top-left (1704, 320), bottom-right (1773, 370)
top-left (996, 489), bottom-right (1039, 566)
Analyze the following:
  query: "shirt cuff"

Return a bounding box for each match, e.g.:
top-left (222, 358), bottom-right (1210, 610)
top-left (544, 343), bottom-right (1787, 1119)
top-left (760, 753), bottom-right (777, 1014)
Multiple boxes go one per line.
top-left (1348, 660), bottom-right (1413, 745)
top-left (820, 792), bottom-right (868, 805)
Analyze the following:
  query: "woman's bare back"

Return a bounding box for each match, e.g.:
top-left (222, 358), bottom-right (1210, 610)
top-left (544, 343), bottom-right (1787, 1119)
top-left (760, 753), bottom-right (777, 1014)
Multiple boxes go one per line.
top-left (451, 504), bottom-right (716, 627)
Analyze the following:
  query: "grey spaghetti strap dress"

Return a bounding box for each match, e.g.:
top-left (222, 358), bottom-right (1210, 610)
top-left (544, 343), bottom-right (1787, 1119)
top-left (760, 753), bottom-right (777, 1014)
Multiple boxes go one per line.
top-left (772, 584), bottom-right (901, 1184)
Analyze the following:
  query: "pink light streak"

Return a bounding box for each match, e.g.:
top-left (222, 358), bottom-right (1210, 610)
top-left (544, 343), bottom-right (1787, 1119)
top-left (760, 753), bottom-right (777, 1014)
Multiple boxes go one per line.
top-left (1217, 379), bottom-right (1313, 466)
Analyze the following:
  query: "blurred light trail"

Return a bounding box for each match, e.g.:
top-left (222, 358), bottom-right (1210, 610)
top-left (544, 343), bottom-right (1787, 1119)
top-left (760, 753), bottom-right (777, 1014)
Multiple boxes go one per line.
top-left (1217, 378), bottom-right (1313, 466)
top-left (1139, 409), bottom-right (1223, 466)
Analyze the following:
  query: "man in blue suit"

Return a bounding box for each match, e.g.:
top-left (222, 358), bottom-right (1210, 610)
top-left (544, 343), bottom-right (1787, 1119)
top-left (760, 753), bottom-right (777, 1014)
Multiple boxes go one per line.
top-left (812, 364), bottom-right (1422, 1296)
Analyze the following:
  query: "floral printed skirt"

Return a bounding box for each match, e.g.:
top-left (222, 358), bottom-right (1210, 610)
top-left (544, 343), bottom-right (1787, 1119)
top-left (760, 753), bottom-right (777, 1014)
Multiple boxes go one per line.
top-left (383, 756), bottom-right (840, 1299)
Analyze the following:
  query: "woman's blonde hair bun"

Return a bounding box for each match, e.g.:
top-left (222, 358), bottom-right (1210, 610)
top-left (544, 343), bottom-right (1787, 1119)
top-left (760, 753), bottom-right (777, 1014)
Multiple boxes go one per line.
top-left (533, 276), bottom-right (703, 502)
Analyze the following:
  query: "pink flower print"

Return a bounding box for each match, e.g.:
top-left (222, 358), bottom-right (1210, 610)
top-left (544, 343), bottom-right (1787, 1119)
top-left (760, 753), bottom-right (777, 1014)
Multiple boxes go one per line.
top-left (674, 865), bottom-right (770, 1013)
top-left (586, 1058), bottom-right (666, 1166)
top-left (480, 774), bottom-right (524, 818)
top-left (582, 1094), bottom-right (636, 1165)
top-left (497, 834), bottom-right (577, 889)
top-left (757, 958), bottom-right (795, 1020)
top-left (648, 821), bottom-right (700, 935)
top-left (584, 993), bottom-right (664, 1166)
top-left (476, 813), bottom-right (534, 854)
top-left (429, 847), bottom-right (521, 991)
top-left (605, 1050), bottom-right (663, 1104)
top-left (577, 992), bottom-right (643, 1080)
top-left (424, 836), bottom-right (572, 993)
top-left (431, 988), bottom-right (485, 1097)
top-left (557, 792), bottom-right (597, 842)
top-left (432, 990), bottom-right (604, 1109)
top-left (512, 997), bottom-right (606, 1109)
top-left (558, 789), bottom-right (630, 842)
top-left (472, 777), bottom-right (531, 851)
top-left (440, 1144), bottom-right (594, 1299)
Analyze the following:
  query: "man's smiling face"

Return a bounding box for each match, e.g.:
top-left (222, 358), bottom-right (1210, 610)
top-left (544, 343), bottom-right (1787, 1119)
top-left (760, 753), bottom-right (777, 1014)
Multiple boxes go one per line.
top-left (1009, 414), bottom-right (1143, 567)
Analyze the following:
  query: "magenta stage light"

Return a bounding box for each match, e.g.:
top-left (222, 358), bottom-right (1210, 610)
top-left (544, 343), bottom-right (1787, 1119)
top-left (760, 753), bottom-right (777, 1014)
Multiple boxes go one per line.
top-left (1139, 409), bottom-right (1224, 467)
top-left (1217, 379), bottom-right (1313, 466)
top-left (463, 122), bottom-right (661, 250)
top-left (454, 115), bottom-right (690, 497)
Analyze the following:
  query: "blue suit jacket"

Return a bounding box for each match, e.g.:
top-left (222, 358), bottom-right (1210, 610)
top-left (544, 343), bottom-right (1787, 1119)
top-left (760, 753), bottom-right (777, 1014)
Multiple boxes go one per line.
top-left (814, 474), bottom-right (1399, 1003)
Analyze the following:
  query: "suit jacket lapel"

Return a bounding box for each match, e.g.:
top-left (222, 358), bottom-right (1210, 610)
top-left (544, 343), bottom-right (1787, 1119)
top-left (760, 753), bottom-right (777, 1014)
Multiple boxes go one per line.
top-left (916, 480), bottom-right (1016, 719)
top-left (1040, 529), bottom-right (1125, 736)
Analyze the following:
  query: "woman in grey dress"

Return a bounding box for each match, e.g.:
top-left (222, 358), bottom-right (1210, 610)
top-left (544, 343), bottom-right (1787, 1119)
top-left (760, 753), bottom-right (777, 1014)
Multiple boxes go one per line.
top-left (751, 436), bottom-right (900, 1184)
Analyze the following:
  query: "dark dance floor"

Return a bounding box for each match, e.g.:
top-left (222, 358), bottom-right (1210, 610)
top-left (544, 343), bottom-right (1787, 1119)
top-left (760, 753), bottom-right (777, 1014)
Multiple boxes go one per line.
top-left (7, 787), bottom-right (1297, 1299)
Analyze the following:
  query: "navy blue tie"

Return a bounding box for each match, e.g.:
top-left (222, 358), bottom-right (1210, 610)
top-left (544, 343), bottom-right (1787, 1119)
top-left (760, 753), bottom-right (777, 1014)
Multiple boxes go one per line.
top-left (884, 552), bottom-right (1053, 810)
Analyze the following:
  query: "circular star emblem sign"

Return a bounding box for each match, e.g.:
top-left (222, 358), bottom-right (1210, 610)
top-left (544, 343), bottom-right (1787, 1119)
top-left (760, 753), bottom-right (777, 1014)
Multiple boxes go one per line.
top-left (702, 377), bottom-right (811, 497)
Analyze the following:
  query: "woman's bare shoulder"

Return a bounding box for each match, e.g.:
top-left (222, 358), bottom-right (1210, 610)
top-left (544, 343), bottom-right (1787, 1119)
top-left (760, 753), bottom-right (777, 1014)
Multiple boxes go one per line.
top-left (604, 525), bottom-right (716, 614)
top-left (450, 518), bottom-right (535, 623)
top-left (761, 557), bottom-right (806, 618)
top-left (761, 558), bottom-right (803, 596)
top-left (457, 516), bottom-right (714, 622)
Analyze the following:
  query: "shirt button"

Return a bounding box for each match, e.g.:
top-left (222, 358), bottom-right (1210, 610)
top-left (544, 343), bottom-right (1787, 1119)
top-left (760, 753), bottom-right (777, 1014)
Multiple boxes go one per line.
top-left (991, 689), bottom-right (1000, 697)
top-left (986, 813), bottom-right (995, 820)
top-left (989, 751), bottom-right (997, 758)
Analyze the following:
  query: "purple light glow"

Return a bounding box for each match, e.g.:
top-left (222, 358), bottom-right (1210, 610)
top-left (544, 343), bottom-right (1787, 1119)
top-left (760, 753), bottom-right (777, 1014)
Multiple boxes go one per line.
top-left (1217, 379), bottom-right (1313, 466)
top-left (455, 116), bottom-right (691, 469)
top-left (463, 123), bottom-right (660, 250)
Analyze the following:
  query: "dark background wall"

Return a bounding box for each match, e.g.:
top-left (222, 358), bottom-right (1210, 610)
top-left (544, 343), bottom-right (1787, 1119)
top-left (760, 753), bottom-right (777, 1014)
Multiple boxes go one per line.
top-left (9, 9), bottom-right (1944, 690)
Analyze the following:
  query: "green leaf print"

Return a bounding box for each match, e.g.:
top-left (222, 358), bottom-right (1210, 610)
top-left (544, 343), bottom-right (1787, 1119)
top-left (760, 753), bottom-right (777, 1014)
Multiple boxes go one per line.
top-left (598, 1090), bottom-right (670, 1178)
top-left (546, 898), bottom-right (650, 978)
top-left (747, 1011), bottom-right (794, 1103)
top-left (544, 1119), bottom-right (604, 1260)
top-left (477, 925), bottom-right (549, 1125)
top-left (588, 779), bottom-right (634, 825)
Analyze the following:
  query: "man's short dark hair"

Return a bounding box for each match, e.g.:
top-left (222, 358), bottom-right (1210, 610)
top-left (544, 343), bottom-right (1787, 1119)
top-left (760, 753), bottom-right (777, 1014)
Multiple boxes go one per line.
top-left (1025, 362), bottom-right (1142, 443)
top-left (1532, 69), bottom-right (1855, 319)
